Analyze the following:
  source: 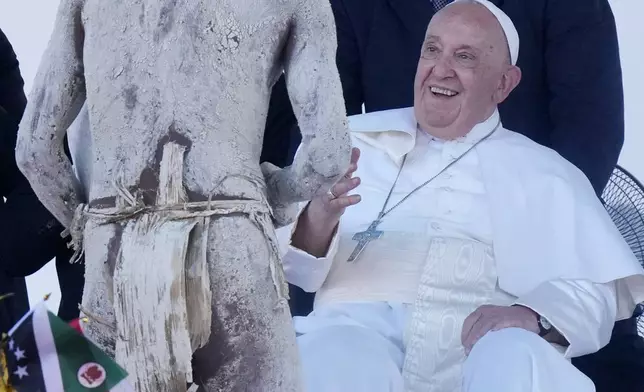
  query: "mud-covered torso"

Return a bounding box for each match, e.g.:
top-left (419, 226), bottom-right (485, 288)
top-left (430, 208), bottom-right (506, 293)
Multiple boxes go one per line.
top-left (80, 0), bottom-right (294, 205)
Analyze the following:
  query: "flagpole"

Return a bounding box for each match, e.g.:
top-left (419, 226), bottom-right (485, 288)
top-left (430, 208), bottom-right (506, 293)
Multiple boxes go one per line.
top-left (7, 293), bottom-right (52, 337)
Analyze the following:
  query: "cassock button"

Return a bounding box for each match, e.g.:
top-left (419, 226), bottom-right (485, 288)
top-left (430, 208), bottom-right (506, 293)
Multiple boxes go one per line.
top-left (442, 186), bottom-right (454, 193)
top-left (431, 222), bottom-right (442, 231)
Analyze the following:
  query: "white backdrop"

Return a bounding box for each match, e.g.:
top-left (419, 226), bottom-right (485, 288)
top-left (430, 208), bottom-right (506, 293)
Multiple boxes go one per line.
top-left (1, 0), bottom-right (643, 312)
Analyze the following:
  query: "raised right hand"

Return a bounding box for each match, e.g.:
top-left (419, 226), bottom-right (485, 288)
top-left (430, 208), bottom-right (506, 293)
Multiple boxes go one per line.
top-left (304, 147), bottom-right (361, 229)
top-left (291, 148), bottom-right (360, 257)
top-left (291, 147), bottom-right (362, 257)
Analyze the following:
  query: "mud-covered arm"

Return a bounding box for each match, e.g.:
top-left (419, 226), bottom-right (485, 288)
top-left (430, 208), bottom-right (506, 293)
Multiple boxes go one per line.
top-left (263, 0), bottom-right (351, 210)
top-left (15, 0), bottom-right (86, 229)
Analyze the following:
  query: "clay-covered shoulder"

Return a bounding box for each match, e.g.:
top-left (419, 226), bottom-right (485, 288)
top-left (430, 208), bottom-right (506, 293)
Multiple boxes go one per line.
top-left (291, 0), bottom-right (337, 26)
top-left (61, 0), bottom-right (86, 12)
top-left (52, 0), bottom-right (86, 29)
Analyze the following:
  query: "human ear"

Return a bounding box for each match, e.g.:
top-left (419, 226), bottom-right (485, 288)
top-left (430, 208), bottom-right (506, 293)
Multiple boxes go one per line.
top-left (494, 65), bottom-right (522, 104)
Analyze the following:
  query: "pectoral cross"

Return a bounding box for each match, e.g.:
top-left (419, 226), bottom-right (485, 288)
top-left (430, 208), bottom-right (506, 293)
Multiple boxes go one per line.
top-left (347, 218), bottom-right (384, 263)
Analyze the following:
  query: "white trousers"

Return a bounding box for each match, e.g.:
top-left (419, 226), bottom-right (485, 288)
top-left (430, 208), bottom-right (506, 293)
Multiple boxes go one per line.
top-left (295, 302), bottom-right (595, 392)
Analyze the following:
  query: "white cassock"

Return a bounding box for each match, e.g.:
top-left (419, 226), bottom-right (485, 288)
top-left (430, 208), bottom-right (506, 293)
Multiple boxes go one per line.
top-left (277, 108), bottom-right (644, 392)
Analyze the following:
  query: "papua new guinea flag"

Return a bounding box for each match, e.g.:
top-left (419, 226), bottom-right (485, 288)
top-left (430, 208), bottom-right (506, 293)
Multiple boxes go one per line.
top-left (1, 304), bottom-right (133, 392)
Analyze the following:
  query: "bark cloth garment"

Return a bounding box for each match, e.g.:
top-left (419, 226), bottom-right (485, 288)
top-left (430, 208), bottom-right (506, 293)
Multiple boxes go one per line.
top-left (65, 142), bottom-right (289, 390)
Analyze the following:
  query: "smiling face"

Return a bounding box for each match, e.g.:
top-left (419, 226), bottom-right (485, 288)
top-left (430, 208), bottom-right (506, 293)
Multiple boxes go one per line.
top-left (413, 1), bottom-right (521, 139)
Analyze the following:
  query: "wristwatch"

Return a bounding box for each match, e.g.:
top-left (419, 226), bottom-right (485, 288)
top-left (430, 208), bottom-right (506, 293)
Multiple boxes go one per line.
top-left (537, 314), bottom-right (553, 337)
top-left (512, 305), bottom-right (552, 337)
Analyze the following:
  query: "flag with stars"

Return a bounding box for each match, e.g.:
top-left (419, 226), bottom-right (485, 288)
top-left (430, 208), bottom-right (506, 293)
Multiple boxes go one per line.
top-left (1, 304), bottom-right (133, 392)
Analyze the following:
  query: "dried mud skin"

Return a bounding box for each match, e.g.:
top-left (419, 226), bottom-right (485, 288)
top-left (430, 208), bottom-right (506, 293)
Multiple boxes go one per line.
top-left (15, 0), bottom-right (351, 390)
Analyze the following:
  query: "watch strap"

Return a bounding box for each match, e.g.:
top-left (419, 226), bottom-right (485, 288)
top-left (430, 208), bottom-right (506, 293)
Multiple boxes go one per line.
top-left (537, 315), bottom-right (552, 337)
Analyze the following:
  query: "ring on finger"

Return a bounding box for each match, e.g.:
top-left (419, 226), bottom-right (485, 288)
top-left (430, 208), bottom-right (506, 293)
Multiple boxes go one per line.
top-left (327, 189), bottom-right (338, 199)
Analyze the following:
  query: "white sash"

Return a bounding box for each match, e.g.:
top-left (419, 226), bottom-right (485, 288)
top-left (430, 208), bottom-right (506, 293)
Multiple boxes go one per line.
top-left (403, 237), bottom-right (514, 392)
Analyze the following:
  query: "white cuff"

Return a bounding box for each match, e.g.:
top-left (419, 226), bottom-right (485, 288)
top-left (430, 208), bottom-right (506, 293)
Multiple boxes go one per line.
top-left (276, 203), bottom-right (340, 293)
top-left (513, 279), bottom-right (617, 358)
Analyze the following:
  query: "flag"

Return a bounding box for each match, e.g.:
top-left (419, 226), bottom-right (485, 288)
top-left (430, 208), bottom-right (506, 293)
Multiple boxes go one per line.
top-left (68, 319), bottom-right (85, 335)
top-left (1, 304), bottom-right (133, 391)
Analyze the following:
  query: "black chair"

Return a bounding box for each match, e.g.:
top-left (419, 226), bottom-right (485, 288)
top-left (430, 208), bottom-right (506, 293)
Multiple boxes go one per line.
top-left (600, 165), bottom-right (644, 336)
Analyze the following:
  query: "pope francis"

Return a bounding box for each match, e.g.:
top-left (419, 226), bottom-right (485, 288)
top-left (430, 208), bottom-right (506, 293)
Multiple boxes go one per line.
top-left (277, 0), bottom-right (644, 391)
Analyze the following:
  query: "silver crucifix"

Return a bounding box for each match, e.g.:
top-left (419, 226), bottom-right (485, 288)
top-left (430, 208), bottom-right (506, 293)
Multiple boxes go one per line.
top-left (347, 219), bottom-right (384, 262)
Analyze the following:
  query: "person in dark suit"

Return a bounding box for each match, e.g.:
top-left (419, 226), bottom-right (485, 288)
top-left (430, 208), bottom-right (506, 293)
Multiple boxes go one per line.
top-left (264, 0), bottom-right (643, 390)
top-left (1, 27), bottom-right (31, 333)
top-left (0, 28), bottom-right (84, 330)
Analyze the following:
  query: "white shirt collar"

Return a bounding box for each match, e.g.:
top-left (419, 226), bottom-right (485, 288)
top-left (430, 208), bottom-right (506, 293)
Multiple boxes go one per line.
top-left (349, 107), bottom-right (501, 164)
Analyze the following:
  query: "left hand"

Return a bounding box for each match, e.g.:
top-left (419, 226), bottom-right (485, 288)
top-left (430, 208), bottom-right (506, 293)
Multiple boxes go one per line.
top-left (461, 305), bottom-right (540, 355)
